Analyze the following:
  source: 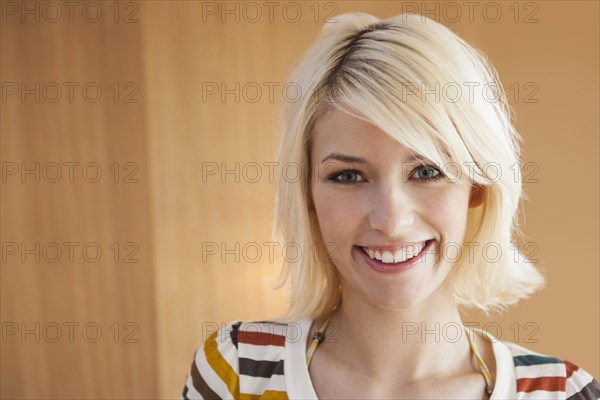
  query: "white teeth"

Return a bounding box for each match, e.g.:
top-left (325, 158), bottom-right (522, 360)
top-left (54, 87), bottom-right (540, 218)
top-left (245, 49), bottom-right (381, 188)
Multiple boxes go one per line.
top-left (393, 249), bottom-right (406, 263)
top-left (382, 251), bottom-right (394, 263)
top-left (363, 241), bottom-right (428, 264)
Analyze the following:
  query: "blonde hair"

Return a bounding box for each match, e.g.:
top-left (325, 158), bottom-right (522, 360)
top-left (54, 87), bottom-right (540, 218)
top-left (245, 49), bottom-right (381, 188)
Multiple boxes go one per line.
top-left (270, 12), bottom-right (545, 322)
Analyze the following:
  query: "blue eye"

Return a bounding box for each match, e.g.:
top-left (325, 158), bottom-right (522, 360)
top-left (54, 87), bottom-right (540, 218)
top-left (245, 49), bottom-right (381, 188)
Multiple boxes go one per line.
top-left (327, 169), bottom-right (364, 185)
top-left (327, 165), bottom-right (443, 185)
top-left (412, 164), bottom-right (443, 181)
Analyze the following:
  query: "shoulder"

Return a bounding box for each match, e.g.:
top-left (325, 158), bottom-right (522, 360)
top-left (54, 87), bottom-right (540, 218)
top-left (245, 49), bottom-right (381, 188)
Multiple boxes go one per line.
top-left (182, 320), bottom-right (306, 400)
top-left (502, 341), bottom-right (600, 399)
top-left (181, 320), bottom-right (242, 399)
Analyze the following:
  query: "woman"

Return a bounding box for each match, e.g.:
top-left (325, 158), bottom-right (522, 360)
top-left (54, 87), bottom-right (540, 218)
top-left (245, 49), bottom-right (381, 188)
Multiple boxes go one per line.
top-left (183, 12), bottom-right (600, 399)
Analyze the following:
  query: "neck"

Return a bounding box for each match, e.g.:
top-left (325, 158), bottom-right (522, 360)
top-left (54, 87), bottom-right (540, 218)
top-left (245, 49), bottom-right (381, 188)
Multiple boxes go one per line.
top-left (321, 281), bottom-right (473, 384)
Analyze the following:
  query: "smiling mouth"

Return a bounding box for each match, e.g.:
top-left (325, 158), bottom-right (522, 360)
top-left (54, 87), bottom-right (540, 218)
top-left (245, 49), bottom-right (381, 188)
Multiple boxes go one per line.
top-left (359, 240), bottom-right (432, 264)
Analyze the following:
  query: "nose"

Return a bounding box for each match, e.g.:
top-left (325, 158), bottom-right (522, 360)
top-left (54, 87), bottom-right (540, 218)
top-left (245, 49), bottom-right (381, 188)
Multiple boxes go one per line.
top-left (368, 181), bottom-right (416, 237)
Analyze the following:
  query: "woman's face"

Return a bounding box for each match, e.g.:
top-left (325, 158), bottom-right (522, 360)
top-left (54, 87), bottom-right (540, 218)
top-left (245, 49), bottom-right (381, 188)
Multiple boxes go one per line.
top-left (309, 108), bottom-right (483, 310)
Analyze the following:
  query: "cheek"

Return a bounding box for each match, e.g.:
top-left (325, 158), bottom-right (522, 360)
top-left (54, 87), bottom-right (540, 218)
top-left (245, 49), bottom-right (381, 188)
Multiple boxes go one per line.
top-left (312, 187), bottom-right (362, 242)
top-left (416, 187), bottom-right (470, 235)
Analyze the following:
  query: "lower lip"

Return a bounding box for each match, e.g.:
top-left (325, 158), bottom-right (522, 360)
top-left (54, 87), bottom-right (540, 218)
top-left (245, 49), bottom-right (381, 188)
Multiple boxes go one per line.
top-left (355, 240), bottom-right (435, 274)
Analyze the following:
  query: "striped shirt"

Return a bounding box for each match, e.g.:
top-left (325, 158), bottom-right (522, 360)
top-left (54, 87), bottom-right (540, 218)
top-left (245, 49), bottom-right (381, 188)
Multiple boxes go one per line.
top-left (182, 319), bottom-right (600, 399)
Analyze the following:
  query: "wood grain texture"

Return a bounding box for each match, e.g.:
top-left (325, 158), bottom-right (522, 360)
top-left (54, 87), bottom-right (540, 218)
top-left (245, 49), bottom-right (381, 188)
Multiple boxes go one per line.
top-left (0, 5), bottom-right (158, 399)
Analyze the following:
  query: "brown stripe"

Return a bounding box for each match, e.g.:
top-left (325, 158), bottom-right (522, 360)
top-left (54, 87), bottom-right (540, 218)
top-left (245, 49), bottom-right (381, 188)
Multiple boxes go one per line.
top-left (564, 359), bottom-right (579, 379)
top-left (566, 379), bottom-right (600, 400)
top-left (517, 376), bottom-right (566, 392)
top-left (190, 350), bottom-right (222, 399)
top-left (239, 357), bottom-right (284, 377)
top-left (238, 330), bottom-right (286, 347)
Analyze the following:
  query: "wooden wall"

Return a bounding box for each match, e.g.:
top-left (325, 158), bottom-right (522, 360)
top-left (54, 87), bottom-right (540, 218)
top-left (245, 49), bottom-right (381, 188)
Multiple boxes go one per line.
top-left (1, 1), bottom-right (598, 398)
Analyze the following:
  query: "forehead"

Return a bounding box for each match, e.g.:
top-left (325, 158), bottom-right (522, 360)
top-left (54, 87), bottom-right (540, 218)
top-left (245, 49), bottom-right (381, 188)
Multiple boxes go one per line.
top-left (311, 108), bottom-right (414, 160)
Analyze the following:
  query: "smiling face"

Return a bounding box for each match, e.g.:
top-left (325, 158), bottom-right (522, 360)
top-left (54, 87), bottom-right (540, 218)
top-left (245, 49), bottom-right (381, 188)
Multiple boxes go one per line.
top-left (309, 108), bottom-right (483, 310)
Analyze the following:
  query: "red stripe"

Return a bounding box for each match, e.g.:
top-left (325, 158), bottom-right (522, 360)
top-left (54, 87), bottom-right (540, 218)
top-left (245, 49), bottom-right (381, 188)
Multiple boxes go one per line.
top-left (517, 376), bottom-right (566, 392)
top-left (564, 359), bottom-right (579, 378)
top-left (238, 330), bottom-right (286, 347)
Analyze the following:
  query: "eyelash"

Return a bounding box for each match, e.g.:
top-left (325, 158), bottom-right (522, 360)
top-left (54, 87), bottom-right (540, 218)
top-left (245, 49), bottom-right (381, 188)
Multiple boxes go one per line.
top-left (326, 164), bottom-right (444, 185)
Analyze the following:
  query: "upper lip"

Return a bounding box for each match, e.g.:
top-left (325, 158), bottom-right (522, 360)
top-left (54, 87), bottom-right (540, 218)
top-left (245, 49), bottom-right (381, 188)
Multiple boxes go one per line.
top-left (359, 240), bottom-right (431, 253)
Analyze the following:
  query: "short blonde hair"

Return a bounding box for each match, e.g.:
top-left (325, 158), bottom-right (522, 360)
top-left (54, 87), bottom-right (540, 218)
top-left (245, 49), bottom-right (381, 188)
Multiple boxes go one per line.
top-left (270, 12), bottom-right (545, 322)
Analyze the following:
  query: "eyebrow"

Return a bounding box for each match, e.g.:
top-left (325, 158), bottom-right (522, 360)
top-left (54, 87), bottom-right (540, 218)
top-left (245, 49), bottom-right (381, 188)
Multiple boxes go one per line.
top-left (320, 152), bottom-right (427, 164)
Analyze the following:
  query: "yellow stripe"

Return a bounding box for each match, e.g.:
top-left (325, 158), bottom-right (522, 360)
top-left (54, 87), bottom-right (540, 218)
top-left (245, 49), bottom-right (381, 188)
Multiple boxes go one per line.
top-left (240, 390), bottom-right (288, 400)
top-left (204, 330), bottom-right (240, 397)
top-left (306, 318), bottom-right (331, 367)
top-left (465, 328), bottom-right (493, 394)
top-left (306, 340), bottom-right (319, 365)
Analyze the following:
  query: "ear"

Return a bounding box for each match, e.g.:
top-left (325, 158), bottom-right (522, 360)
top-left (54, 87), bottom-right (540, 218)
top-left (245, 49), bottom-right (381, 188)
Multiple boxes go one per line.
top-left (469, 184), bottom-right (485, 208)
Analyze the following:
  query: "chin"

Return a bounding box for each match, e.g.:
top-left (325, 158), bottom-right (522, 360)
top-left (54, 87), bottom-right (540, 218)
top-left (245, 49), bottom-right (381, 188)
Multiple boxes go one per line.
top-left (367, 287), bottom-right (431, 311)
